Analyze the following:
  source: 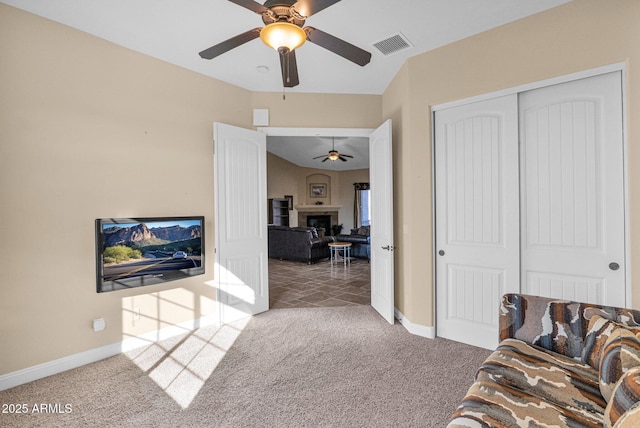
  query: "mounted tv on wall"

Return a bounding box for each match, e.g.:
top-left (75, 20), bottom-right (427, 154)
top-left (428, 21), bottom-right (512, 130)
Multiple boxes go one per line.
top-left (95, 216), bottom-right (204, 293)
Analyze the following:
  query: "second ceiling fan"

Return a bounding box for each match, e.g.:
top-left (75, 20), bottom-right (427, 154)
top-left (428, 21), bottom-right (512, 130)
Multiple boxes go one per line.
top-left (313, 137), bottom-right (353, 162)
top-left (199, 0), bottom-right (372, 88)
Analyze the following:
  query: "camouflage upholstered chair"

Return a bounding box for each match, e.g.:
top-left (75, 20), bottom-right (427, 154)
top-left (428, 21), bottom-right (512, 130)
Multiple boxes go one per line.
top-left (448, 293), bottom-right (640, 428)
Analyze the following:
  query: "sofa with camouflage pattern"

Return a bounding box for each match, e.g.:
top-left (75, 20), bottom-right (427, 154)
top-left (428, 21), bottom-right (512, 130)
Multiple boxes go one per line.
top-left (448, 293), bottom-right (640, 427)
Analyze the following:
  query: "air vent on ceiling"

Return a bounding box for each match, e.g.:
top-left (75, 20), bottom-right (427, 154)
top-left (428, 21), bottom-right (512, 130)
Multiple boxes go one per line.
top-left (372, 33), bottom-right (413, 56)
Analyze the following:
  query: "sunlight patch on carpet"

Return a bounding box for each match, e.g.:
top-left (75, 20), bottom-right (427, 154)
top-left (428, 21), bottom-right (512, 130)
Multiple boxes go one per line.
top-left (125, 317), bottom-right (251, 409)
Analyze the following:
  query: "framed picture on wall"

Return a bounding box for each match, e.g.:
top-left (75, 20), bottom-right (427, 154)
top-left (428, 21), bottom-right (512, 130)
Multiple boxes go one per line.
top-left (309, 183), bottom-right (327, 198)
top-left (284, 195), bottom-right (293, 210)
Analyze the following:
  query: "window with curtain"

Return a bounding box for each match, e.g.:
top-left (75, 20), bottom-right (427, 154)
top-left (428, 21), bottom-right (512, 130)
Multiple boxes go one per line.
top-left (353, 183), bottom-right (370, 228)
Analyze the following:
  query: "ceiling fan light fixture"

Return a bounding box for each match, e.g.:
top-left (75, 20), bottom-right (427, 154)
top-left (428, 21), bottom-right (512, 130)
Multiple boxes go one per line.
top-left (260, 22), bottom-right (306, 51)
top-left (327, 150), bottom-right (340, 161)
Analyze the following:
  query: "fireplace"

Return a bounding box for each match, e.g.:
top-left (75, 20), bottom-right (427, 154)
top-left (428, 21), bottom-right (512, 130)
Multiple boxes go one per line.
top-left (307, 215), bottom-right (331, 232)
top-left (297, 209), bottom-right (339, 233)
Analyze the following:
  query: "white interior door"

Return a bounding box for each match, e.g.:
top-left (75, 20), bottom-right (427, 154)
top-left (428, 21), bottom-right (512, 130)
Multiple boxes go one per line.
top-left (369, 119), bottom-right (395, 324)
top-left (214, 123), bottom-right (269, 324)
top-left (435, 95), bottom-right (520, 350)
top-left (519, 72), bottom-right (626, 306)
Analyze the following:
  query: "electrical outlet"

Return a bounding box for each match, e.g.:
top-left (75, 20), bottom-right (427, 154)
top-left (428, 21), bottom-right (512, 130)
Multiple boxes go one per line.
top-left (93, 318), bottom-right (105, 332)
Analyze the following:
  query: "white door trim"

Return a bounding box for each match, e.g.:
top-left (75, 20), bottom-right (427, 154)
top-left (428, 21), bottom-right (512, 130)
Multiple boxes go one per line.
top-left (258, 127), bottom-right (375, 137)
top-left (432, 62), bottom-right (627, 112)
top-left (431, 63), bottom-right (630, 324)
top-left (259, 125), bottom-right (395, 323)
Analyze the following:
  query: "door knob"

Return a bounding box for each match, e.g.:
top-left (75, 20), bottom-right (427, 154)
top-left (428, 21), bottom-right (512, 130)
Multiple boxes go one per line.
top-left (438, 250), bottom-right (445, 256)
top-left (609, 262), bottom-right (620, 271)
top-left (382, 245), bottom-right (395, 251)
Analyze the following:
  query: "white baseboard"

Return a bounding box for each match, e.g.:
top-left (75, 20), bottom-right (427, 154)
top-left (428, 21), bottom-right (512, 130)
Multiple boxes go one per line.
top-left (0, 316), bottom-right (219, 392)
top-left (395, 308), bottom-right (436, 339)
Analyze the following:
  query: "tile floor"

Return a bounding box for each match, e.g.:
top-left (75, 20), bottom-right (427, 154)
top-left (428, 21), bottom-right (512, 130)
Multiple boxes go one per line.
top-left (268, 256), bottom-right (371, 309)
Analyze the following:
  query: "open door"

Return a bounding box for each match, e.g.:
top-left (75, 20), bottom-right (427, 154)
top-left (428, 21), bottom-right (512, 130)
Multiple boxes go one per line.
top-left (222, 121), bottom-right (394, 324)
top-left (369, 120), bottom-right (395, 324)
top-left (214, 123), bottom-right (269, 324)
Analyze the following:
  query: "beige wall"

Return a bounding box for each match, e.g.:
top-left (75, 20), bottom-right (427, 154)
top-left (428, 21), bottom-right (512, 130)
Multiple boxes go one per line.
top-left (267, 152), bottom-right (368, 231)
top-left (0, 4), bottom-right (381, 376)
top-left (267, 153), bottom-right (301, 225)
top-left (336, 169), bottom-right (370, 232)
top-left (5, 0), bottom-right (639, 377)
top-left (252, 92), bottom-right (381, 129)
top-left (0, 5), bottom-right (253, 374)
top-left (383, 0), bottom-right (640, 326)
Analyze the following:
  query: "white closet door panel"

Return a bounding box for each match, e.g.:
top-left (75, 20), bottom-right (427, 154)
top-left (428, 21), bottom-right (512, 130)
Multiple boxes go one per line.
top-left (523, 101), bottom-right (600, 250)
top-left (447, 265), bottom-right (503, 325)
top-left (525, 271), bottom-right (603, 304)
top-left (447, 116), bottom-right (502, 246)
top-left (520, 72), bottom-right (625, 306)
top-left (435, 94), bottom-right (520, 350)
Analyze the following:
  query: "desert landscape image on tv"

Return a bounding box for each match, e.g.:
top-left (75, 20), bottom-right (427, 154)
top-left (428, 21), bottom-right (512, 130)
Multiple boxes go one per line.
top-left (101, 219), bottom-right (202, 282)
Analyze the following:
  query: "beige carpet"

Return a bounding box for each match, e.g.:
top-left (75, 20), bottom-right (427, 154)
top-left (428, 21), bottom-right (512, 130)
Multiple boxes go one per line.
top-left (0, 306), bottom-right (490, 427)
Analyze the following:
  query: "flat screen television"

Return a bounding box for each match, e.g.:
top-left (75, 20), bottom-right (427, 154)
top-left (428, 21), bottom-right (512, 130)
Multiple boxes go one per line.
top-left (95, 216), bottom-right (204, 293)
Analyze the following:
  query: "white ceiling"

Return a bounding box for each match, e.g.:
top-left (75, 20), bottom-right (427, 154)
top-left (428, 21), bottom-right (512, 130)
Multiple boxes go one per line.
top-left (267, 135), bottom-right (369, 171)
top-left (3, 0), bottom-right (571, 170)
top-left (2, 0), bottom-right (571, 95)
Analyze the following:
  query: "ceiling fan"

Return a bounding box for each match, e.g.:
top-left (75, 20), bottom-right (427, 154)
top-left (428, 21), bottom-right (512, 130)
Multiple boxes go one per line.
top-left (313, 137), bottom-right (353, 162)
top-left (199, 0), bottom-right (372, 88)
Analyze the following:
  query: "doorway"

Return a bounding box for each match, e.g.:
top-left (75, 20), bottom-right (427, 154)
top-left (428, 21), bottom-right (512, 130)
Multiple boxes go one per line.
top-left (214, 121), bottom-right (395, 324)
top-left (264, 127), bottom-right (376, 312)
top-left (434, 70), bottom-right (627, 349)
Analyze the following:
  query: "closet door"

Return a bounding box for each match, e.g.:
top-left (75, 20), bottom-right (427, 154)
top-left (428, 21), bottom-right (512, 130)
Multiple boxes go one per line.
top-left (435, 95), bottom-right (520, 350)
top-left (519, 72), bottom-right (625, 306)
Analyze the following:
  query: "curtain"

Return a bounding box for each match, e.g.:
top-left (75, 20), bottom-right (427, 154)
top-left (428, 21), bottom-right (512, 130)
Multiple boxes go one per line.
top-left (353, 182), bottom-right (370, 229)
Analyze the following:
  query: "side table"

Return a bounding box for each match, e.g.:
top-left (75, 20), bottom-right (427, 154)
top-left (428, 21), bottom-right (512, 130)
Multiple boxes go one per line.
top-left (328, 242), bottom-right (352, 267)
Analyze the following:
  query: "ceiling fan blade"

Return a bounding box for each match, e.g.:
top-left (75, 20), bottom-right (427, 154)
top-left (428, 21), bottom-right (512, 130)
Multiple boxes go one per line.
top-left (278, 48), bottom-right (300, 88)
top-left (228, 0), bottom-right (269, 14)
top-left (338, 156), bottom-right (347, 162)
top-left (293, 0), bottom-right (341, 17)
top-left (312, 155), bottom-right (327, 159)
top-left (321, 157), bottom-right (329, 162)
top-left (341, 154), bottom-right (353, 158)
top-left (199, 28), bottom-right (261, 60)
top-left (304, 27), bottom-right (371, 66)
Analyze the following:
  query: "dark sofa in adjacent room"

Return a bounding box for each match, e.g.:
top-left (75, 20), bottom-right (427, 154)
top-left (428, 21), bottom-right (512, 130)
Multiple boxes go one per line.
top-left (336, 226), bottom-right (370, 260)
top-left (267, 226), bottom-right (331, 263)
